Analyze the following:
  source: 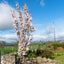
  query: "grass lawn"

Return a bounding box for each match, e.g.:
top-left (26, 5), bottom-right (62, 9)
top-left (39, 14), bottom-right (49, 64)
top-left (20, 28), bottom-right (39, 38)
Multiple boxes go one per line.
top-left (55, 55), bottom-right (64, 60)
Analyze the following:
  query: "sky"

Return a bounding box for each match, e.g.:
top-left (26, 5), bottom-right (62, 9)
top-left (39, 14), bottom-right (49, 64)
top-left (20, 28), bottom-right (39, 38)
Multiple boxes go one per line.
top-left (0, 0), bottom-right (64, 43)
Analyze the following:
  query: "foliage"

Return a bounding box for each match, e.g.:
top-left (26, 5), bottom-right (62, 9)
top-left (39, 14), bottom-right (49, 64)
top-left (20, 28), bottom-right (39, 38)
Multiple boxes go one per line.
top-left (60, 43), bottom-right (64, 48)
top-left (52, 43), bottom-right (61, 49)
top-left (27, 44), bottom-right (54, 59)
top-left (36, 49), bottom-right (43, 56)
top-left (27, 53), bottom-right (37, 58)
top-left (29, 44), bottom-right (45, 50)
top-left (40, 49), bottom-right (54, 59)
top-left (43, 42), bottom-right (46, 45)
top-left (0, 47), bottom-right (18, 55)
top-left (27, 48), bottom-right (54, 59)
top-left (52, 43), bottom-right (64, 49)
top-left (44, 42), bottom-right (54, 52)
top-left (38, 43), bottom-right (42, 50)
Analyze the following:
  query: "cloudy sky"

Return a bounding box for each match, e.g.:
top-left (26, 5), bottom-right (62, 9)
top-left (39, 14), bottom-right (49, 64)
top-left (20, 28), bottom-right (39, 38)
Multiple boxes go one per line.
top-left (0, 0), bottom-right (64, 43)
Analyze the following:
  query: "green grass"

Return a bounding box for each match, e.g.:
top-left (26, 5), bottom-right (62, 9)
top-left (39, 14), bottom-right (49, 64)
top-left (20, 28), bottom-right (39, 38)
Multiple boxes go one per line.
top-left (56, 62), bottom-right (64, 64)
top-left (29, 44), bottom-right (45, 50)
top-left (55, 55), bottom-right (64, 60)
top-left (55, 50), bottom-right (62, 54)
top-left (0, 44), bottom-right (45, 55)
top-left (0, 47), bottom-right (18, 55)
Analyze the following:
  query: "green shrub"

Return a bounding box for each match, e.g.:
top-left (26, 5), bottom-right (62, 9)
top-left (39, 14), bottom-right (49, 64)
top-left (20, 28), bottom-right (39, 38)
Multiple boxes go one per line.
top-left (52, 43), bottom-right (64, 49)
top-left (41, 49), bottom-right (54, 59)
top-left (60, 43), bottom-right (64, 48)
top-left (38, 43), bottom-right (42, 50)
top-left (43, 42), bottom-right (46, 45)
top-left (52, 43), bottom-right (61, 49)
top-left (36, 49), bottom-right (43, 56)
top-left (44, 42), bottom-right (54, 52)
top-left (27, 53), bottom-right (37, 58)
top-left (57, 53), bottom-right (61, 56)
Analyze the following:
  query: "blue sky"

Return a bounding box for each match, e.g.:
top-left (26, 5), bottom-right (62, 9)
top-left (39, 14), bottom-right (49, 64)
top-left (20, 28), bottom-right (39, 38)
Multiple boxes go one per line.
top-left (0, 0), bottom-right (64, 43)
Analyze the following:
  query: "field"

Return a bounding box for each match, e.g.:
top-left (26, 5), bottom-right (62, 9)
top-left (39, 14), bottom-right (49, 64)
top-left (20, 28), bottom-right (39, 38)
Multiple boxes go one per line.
top-left (29, 44), bottom-right (45, 50)
top-left (0, 47), bottom-right (18, 55)
top-left (0, 43), bottom-right (46, 55)
top-left (0, 44), bottom-right (45, 55)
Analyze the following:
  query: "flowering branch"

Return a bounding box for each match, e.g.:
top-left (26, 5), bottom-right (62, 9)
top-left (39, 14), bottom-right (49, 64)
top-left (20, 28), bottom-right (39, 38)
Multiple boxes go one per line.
top-left (11, 2), bottom-right (35, 56)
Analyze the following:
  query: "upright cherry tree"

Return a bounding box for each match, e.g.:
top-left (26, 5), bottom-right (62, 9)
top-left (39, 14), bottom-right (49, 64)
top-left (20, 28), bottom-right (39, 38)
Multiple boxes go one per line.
top-left (11, 2), bottom-right (35, 56)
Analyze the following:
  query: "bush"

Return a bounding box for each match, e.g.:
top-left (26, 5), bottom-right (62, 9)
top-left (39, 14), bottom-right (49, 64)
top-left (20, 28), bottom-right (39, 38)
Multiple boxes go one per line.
top-left (43, 42), bottom-right (46, 45)
top-left (52, 43), bottom-right (64, 49)
top-left (60, 43), bottom-right (64, 48)
top-left (44, 42), bottom-right (54, 51)
top-left (52, 43), bottom-right (61, 49)
top-left (38, 43), bottom-right (42, 50)
top-left (36, 49), bottom-right (43, 56)
top-left (41, 49), bottom-right (54, 59)
top-left (27, 53), bottom-right (37, 58)
top-left (57, 53), bottom-right (62, 56)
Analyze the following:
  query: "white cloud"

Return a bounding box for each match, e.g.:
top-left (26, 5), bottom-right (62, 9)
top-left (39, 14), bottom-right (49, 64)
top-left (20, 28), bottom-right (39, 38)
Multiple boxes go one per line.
top-left (0, 34), bottom-right (18, 43)
top-left (33, 25), bottom-right (64, 42)
top-left (40, 0), bottom-right (45, 6)
top-left (0, 26), bottom-right (64, 43)
top-left (33, 34), bottom-right (47, 41)
top-left (0, 2), bottom-right (18, 30)
top-left (33, 27), bottom-right (54, 42)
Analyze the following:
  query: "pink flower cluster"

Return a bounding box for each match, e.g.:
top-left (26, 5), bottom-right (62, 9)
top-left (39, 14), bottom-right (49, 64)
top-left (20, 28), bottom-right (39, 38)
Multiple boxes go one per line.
top-left (11, 3), bottom-right (35, 56)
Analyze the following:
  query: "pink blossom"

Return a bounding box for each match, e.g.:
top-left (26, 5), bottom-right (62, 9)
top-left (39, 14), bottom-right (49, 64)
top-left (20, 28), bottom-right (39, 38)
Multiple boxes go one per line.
top-left (22, 51), bottom-right (26, 55)
top-left (12, 2), bottom-right (35, 56)
top-left (29, 16), bottom-right (32, 21)
top-left (27, 42), bottom-right (30, 46)
top-left (26, 47), bottom-right (29, 51)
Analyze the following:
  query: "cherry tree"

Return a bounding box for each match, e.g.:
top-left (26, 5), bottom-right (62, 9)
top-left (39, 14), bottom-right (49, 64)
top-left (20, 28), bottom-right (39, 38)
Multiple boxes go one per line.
top-left (11, 2), bottom-right (35, 56)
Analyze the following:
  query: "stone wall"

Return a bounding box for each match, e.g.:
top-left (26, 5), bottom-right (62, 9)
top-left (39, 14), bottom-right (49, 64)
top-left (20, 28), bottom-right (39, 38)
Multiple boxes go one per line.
top-left (20, 57), bottom-right (56, 64)
top-left (1, 53), bottom-right (64, 64)
top-left (1, 53), bottom-right (15, 64)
